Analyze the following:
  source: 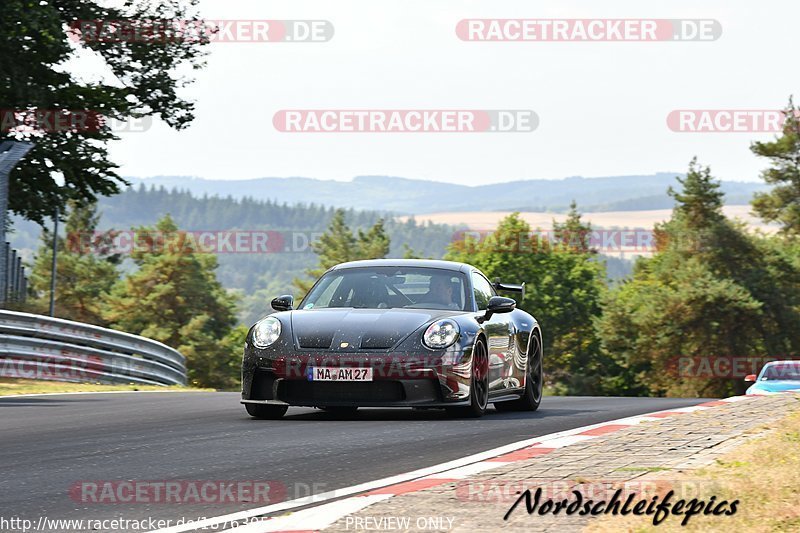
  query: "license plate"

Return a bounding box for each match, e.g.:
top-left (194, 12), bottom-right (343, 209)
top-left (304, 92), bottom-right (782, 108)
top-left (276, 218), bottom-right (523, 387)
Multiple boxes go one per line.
top-left (307, 367), bottom-right (373, 382)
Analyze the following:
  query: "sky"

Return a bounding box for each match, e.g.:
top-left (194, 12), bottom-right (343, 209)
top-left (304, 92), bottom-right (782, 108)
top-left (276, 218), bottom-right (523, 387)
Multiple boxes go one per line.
top-left (98, 0), bottom-right (797, 186)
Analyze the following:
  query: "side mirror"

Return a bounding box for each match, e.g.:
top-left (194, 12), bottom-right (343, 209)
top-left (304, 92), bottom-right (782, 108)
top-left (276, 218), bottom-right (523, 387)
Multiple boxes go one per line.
top-left (478, 296), bottom-right (516, 322)
top-left (487, 296), bottom-right (516, 314)
top-left (271, 295), bottom-right (294, 312)
top-left (744, 374), bottom-right (757, 382)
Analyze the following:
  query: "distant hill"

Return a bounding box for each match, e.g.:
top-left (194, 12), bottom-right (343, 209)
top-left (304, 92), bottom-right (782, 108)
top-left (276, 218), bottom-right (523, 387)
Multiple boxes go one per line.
top-left (126, 173), bottom-right (768, 214)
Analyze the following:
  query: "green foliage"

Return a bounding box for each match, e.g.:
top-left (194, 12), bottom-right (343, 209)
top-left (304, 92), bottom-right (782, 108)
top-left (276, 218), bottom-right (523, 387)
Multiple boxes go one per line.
top-left (446, 211), bottom-right (608, 394)
top-left (553, 200), bottom-right (596, 254)
top-left (668, 158), bottom-right (726, 227)
top-left (750, 99), bottom-right (800, 236)
top-left (28, 202), bottom-right (119, 325)
top-left (92, 186), bottom-right (458, 302)
top-left (356, 218), bottom-right (391, 260)
top-left (1, 0), bottom-right (208, 224)
top-left (101, 215), bottom-right (239, 388)
top-left (293, 210), bottom-right (394, 296)
top-left (402, 243), bottom-right (421, 259)
top-left (598, 161), bottom-right (800, 397)
top-left (308, 210), bottom-right (357, 272)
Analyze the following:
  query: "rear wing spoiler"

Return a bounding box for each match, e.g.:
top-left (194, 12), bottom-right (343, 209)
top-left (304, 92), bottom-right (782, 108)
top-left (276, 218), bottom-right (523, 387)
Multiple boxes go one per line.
top-left (493, 280), bottom-right (525, 302)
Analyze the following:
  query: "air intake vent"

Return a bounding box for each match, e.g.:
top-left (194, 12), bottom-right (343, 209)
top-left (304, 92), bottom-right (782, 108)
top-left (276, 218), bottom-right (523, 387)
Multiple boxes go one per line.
top-left (360, 334), bottom-right (401, 350)
top-left (297, 335), bottom-right (334, 349)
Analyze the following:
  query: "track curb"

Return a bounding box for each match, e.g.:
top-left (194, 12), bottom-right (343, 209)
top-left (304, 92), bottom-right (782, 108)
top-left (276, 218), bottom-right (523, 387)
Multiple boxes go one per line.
top-left (198, 393), bottom-right (800, 533)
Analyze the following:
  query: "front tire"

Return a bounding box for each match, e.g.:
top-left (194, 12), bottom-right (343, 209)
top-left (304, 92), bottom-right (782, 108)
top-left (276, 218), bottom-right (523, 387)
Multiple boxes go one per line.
top-left (446, 337), bottom-right (489, 418)
top-left (245, 403), bottom-right (288, 419)
top-left (494, 331), bottom-right (543, 412)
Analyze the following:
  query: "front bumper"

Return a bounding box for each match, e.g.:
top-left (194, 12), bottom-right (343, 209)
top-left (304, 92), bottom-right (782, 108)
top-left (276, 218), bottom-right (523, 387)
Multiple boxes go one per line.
top-left (241, 350), bottom-right (474, 408)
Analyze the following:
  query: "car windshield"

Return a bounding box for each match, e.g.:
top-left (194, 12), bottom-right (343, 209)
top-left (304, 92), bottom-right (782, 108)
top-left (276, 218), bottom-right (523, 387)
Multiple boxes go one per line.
top-left (301, 267), bottom-right (469, 311)
top-left (760, 362), bottom-right (800, 381)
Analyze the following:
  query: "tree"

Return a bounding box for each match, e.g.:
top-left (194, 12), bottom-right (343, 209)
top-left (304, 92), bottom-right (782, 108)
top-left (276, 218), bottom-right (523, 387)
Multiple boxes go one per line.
top-left (293, 209), bottom-right (392, 295)
top-left (1, 0), bottom-right (209, 224)
top-left (402, 243), bottom-right (421, 259)
top-left (668, 158), bottom-right (725, 228)
top-left (597, 161), bottom-right (800, 397)
top-left (750, 98), bottom-right (800, 235)
top-left (28, 201), bottom-right (119, 325)
top-left (101, 215), bottom-right (238, 388)
top-left (553, 200), bottom-right (596, 254)
top-left (356, 218), bottom-right (391, 259)
top-left (446, 212), bottom-right (608, 394)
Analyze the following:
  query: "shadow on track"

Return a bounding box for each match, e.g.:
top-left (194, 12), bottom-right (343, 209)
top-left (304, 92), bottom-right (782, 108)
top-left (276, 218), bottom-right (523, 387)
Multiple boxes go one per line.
top-left (245, 404), bottom-right (594, 422)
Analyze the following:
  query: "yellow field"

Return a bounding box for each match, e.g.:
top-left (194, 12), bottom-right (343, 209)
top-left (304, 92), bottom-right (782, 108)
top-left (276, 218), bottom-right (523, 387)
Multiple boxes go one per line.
top-left (398, 206), bottom-right (774, 232)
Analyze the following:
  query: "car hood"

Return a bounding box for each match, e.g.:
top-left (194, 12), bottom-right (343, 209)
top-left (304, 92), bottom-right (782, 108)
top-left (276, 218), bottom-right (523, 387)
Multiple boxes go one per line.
top-left (748, 380), bottom-right (800, 393)
top-left (289, 307), bottom-right (458, 351)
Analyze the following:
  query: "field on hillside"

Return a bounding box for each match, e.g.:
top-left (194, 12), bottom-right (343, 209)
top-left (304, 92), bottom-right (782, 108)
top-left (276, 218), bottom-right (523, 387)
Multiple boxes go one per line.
top-left (398, 205), bottom-right (775, 232)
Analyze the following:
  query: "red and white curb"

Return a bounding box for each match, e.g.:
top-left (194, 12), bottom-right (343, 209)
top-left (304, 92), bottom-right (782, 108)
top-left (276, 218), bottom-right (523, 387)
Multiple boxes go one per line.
top-left (150, 394), bottom-right (784, 533)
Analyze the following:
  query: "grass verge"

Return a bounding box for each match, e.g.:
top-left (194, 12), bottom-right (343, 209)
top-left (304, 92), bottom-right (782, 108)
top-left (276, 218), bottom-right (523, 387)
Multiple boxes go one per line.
top-left (0, 377), bottom-right (214, 395)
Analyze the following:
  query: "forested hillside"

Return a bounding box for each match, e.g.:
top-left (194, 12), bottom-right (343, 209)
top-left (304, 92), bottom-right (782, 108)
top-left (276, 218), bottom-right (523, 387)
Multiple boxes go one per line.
top-left (107, 186), bottom-right (462, 293)
top-left (11, 186), bottom-right (461, 314)
top-left (12, 185), bottom-right (635, 325)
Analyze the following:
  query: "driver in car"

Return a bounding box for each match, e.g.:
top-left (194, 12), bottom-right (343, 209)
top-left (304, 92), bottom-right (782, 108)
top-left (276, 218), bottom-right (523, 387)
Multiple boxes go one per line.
top-left (424, 276), bottom-right (460, 310)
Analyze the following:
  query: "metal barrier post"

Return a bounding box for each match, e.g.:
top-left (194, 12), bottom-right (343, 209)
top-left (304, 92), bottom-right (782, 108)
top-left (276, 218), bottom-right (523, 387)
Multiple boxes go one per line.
top-left (13, 255), bottom-right (22, 301)
top-left (20, 268), bottom-right (27, 302)
top-left (0, 242), bottom-right (7, 303)
top-left (9, 250), bottom-right (17, 302)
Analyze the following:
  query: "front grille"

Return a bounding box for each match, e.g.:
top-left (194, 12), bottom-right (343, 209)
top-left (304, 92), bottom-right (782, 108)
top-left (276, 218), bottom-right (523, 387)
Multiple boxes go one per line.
top-left (277, 380), bottom-right (405, 404)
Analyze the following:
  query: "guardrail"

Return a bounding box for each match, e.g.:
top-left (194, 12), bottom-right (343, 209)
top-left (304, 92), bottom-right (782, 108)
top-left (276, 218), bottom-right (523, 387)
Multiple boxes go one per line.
top-left (0, 310), bottom-right (187, 386)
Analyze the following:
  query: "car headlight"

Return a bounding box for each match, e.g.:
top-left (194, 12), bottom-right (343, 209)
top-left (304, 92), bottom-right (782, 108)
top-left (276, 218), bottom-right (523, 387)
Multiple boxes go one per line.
top-left (252, 316), bottom-right (281, 348)
top-left (423, 319), bottom-right (460, 349)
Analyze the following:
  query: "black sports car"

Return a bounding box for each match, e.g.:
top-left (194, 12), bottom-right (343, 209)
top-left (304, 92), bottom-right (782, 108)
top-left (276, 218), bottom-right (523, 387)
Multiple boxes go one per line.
top-left (241, 259), bottom-right (543, 418)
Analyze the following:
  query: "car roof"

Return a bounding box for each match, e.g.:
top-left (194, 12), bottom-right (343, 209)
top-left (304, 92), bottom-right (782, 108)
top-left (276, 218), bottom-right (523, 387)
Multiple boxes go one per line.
top-left (329, 259), bottom-right (474, 274)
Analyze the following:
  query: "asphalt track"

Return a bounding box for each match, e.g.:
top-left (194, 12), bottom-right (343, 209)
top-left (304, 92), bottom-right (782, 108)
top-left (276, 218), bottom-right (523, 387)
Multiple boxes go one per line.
top-left (0, 392), bottom-right (711, 531)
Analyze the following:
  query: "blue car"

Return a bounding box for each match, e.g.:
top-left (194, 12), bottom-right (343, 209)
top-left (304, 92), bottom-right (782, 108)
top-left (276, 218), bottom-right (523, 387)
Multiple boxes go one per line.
top-left (745, 361), bottom-right (800, 395)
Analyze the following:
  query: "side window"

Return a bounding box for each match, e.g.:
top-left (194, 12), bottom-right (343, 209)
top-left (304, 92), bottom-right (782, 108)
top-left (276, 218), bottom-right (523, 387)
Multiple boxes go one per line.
top-left (471, 272), bottom-right (495, 311)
